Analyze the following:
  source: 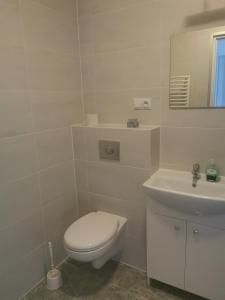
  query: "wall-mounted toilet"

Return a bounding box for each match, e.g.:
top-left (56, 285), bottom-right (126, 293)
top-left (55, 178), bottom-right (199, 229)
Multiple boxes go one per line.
top-left (64, 211), bottom-right (127, 269)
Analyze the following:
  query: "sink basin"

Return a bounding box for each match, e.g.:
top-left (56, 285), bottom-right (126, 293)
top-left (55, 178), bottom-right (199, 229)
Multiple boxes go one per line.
top-left (143, 169), bottom-right (225, 216)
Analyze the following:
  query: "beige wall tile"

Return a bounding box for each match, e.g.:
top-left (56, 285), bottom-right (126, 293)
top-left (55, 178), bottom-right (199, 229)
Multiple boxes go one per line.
top-left (22, 0), bottom-right (79, 57)
top-left (0, 135), bottom-right (36, 185)
top-left (39, 161), bottom-right (76, 205)
top-left (0, 0), bottom-right (23, 47)
top-left (0, 0), bottom-right (81, 298)
top-left (161, 127), bottom-right (225, 175)
top-left (87, 161), bottom-right (149, 202)
top-left (31, 0), bottom-right (76, 18)
top-left (96, 89), bottom-right (160, 125)
top-left (77, 191), bottom-right (91, 217)
top-left (75, 127), bottom-right (152, 169)
top-left (93, 2), bottom-right (160, 53)
top-left (0, 211), bottom-right (44, 274)
top-left (27, 49), bottom-right (81, 92)
top-left (94, 47), bottom-right (160, 91)
top-left (0, 46), bottom-right (27, 90)
top-left (0, 175), bottom-right (40, 230)
top-left (0, 91), bottom-right (32, 138)
top-left (43, 195), bottom-right (76, 240)
top-left (31, 91), bottom-right (82, 131)
top-left (75, 160), bottom-right (88, 191)
top-left (0, 245), bottom-right (46, 300)
top-left (35, 128), bottom-right (73, 170)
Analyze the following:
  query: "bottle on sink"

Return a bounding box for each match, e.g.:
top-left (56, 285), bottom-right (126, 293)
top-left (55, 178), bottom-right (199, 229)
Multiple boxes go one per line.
top-left (205, 159), bottom-right (219, 182)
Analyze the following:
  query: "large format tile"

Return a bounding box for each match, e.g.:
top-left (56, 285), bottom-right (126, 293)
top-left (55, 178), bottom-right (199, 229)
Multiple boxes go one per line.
top-left (92, 1), bottom-right (160, 53)
top-left (26, 49), bottom-right (81, 92)
top-left (39, 161), bottom-right (76, 205)
top-left (31, 91), bottom-right (82, 131)
top-left (0, 175), bottom-right (40, 230)
top-left (87, 161), bottom-right (149, 202)
top-left (0, 245), bottom-right (46, 300)
top-left (73, 126), bottom-right (153, 169)
top-left (0, 135), bottom-right (36, 185)
top-left (0, 211), bottom-right (44, 274)
top-left (161, 127), bottom-right (225, 175)
top-left (0, 91), bottom-right (32, 138)
top-left (96, 89), bottom-right (161, 125)
top-left (21, 0), bottom-right (78, 57)
top-left (31, 0), bottom-right (76, 18)
top-left (0, 45), bottom-right (27, 90)
top-left (0, 0), bottom-right (23, 47)
top-left (94, 47), bottom-right (160, 91)
top-left (35, 128), bottom-right (73, 170)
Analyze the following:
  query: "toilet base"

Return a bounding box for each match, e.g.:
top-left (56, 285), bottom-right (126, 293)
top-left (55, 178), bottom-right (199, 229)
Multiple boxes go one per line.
top-left (92, 229), bottom-right (124, 269)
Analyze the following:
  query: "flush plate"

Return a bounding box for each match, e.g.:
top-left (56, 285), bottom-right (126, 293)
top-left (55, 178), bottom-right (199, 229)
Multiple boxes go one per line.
top-left (99, 140), bottom-right (120, 161)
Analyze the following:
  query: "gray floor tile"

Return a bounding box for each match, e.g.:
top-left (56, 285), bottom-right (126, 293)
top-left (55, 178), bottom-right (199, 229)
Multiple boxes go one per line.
top-left (24, 260), bottom-right (207, 300)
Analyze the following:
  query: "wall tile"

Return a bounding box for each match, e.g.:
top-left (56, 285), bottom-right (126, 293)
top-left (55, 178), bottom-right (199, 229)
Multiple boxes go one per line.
top-left (31, 0), bottom-right (76, 18)
top-left (0, 46), bottom-right (27, 90)
top-left (0, 91), bottom-right (32, 138)
top-left (39, 161), bottom-right (76, 205)
top-left (161, 127), bottom-right (225, 174)
top-left (43, 195), bottom-right (76, 240)
top-left (0, 245), bottom-right (46, 300)
top-left (0, 211), bottom-right (44, 274)
top-left (0, 0), bottom-right (23, 47)
top-left (35, 128), bottom-right (73, 170)
top-left (75, 127), bottom-right (152, 169)
top-left (93, 2), bottom-right (160, 53)
top-left (88, 161), bottom-right (149, 203)
top-left (22, 0), bottom-right (79, 57)
top-left (96, 89), bottom-right (161, 125)
top-left (26, 49), bottom-right (81, 91)
top-left (94, 47), bottom-right (160, 91)
top-left (31, 91), bottom-right (82, 131)
top-left (0, 135), bottom-right (36, 186)
top-left (0, 175), bottom-right (40, 230)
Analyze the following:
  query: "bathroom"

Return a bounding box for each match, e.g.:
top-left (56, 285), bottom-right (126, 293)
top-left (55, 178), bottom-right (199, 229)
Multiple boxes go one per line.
top-left (1, 0), bottom-right (225, 299)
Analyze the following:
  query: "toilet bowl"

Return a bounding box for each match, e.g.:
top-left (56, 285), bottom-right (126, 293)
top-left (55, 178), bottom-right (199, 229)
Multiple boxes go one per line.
top-left (64, 211), bottom-right (127, 269)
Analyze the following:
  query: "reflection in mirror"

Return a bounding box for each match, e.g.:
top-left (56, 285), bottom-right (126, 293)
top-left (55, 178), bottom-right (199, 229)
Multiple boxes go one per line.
top-left (170, 26), bottom-right (225, 109)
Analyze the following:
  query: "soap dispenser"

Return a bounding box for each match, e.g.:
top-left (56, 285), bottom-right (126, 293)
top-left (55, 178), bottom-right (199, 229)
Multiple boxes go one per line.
top-left (206, 159), bottom-right (219, 182)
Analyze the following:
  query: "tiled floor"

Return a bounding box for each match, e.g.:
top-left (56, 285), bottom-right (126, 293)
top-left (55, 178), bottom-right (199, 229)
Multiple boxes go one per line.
top-left (23, 259), bottom-right (207, 300)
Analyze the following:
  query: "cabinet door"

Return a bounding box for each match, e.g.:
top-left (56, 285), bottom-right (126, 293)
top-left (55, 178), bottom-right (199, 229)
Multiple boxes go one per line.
top-left (147, 213), bottom-right (186, 289)
top-left (186, 223), bottom-right (225, 300)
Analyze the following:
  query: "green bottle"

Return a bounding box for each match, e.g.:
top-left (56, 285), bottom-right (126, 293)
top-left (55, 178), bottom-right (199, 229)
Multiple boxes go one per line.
top-left (206, 159), bottom-right (219, 182)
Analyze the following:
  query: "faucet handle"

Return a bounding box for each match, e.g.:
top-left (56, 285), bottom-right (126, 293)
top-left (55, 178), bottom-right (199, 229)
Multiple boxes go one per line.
top-left (193, 163), bottom-right (200, 172)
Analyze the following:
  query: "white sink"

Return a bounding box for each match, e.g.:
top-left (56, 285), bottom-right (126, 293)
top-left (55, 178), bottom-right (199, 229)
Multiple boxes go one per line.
top-left (143, 169), bottom-right (225, 216)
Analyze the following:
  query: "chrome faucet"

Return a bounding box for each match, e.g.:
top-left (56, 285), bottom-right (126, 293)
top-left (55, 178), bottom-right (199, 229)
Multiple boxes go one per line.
top-left (192, 163), bottom-right (200, 187)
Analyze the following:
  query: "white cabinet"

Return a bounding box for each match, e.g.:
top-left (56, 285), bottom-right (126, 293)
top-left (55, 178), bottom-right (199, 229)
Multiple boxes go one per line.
top-left (147, 214), bottom-right (186, 289)
top-left (186, 223), bottom-right (225, 300)
top-left (147, 212), bottom-right (225, 300)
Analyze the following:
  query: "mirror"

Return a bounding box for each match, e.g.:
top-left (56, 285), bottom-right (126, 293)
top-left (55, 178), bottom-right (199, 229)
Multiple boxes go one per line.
top-left (170, 26), bottom-right (225, 109)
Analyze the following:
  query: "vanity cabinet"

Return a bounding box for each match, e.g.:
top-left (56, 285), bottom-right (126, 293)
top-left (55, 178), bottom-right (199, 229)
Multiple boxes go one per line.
top-left (147, 212), bottom-right (225, 300)
top-left (186, 223), bottom-right (225, 300)
top-left (148, 214), bottom-right (186, 289)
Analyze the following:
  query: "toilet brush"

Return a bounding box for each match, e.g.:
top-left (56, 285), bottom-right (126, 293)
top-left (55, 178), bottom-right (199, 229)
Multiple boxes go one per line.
top-left (46, 241), bottom-right (63, 290)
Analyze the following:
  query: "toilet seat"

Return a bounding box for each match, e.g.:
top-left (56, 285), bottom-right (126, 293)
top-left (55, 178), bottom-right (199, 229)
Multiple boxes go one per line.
top-left (64, 211), bottom-right (119, 253)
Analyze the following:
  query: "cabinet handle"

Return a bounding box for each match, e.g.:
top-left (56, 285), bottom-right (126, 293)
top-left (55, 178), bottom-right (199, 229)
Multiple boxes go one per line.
top-left (193, 229), bottom-right (199, 235)
top-left (174, 225), bottom-right (180, 231)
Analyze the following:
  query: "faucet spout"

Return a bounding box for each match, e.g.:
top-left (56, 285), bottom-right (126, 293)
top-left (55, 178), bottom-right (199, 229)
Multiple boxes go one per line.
top-left (192, 163), bottom-right (200, 188)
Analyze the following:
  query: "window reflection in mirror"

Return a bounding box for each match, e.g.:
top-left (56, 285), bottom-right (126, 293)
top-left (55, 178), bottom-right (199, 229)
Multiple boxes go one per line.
top-left (170, 26), bottom-right (225, 109)
top-left (211, 34), bottom-right (225, 107)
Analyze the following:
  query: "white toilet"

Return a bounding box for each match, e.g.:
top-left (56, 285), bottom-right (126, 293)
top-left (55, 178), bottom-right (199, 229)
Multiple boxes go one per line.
top-left (64, 211), bottom-right (127, 269)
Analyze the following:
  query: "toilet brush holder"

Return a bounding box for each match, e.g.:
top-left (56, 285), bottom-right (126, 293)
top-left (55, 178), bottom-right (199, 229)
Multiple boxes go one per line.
top-left (47, 241), bottom-right (62, 290)
top-left (47, 269), bottom-right (62, 290)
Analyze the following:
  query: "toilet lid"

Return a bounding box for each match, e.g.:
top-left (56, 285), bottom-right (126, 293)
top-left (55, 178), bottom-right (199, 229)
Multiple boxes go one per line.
top-left (64, 211), bottom-right (119, 252)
